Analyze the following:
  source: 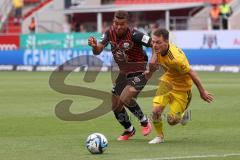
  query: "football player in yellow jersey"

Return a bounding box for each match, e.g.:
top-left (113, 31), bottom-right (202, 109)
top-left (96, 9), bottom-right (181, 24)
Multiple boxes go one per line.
top-left (144, 28), bottom-right (214, 144)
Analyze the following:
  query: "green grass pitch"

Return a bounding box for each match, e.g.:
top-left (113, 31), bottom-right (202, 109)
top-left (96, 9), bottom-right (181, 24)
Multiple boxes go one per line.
top-left (0, 71), bottom-right (240, 160)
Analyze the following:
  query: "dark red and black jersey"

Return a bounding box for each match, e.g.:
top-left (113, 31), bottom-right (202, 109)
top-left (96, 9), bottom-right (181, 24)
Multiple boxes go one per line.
top-left (99, 26), bottom-right (151, 74)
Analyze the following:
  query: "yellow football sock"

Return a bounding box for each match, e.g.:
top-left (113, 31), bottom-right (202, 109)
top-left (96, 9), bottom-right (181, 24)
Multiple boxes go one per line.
top-left (153, 120), bottom-right (164, 138)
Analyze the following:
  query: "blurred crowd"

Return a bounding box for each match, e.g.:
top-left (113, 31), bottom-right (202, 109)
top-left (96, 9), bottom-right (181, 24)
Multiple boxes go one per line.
top-left (12, 0), bottom-right (24, 24)
top-left (210, 0), bottom-right (233, 30)
top-left (12, 0), bottom-right (234, 34)
top-left (62, 14), bottom-right (161, 36)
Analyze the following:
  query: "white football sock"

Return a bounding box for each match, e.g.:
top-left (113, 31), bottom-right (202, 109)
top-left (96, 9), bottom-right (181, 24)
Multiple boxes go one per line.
top-left (127, 125), bottom-right (134, 132)
top-left (140, 115), bottom-right (147, 123)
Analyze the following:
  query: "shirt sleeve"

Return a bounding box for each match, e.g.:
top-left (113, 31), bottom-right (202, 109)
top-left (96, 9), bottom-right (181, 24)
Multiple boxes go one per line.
top-left (99, 30), bottom-right (110, 47)
top-left (132, 29), bottom-right (152, 47)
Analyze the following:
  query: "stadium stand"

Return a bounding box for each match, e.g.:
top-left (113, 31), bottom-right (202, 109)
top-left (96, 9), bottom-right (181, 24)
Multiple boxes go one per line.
top-left (0, 0), bottom-right (51, 34)
top-left (0, 0), bottom-right (239, 34)
top-left (0, 0), bottom-right (13, 32)
top-left (67, 0), bottom-right (236, 32)
top-left (189, 0), bottom-right (239, 30)
top-left (229, 0), bottom-right (240, 29)
top-left (0, 0), bottom-right (240, 73)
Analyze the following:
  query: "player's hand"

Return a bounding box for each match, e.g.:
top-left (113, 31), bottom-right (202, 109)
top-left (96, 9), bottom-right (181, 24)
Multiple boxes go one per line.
top-left (143, 70), bottom-right (153, 80)
top-left (88, 36), bottom-right (97, 48)
top-left (200, 90), bottom-right (214, 103)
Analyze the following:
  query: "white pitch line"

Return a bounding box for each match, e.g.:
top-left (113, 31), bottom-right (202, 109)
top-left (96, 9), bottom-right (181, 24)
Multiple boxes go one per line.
top-left (131, 153), bottom-right (240, 160)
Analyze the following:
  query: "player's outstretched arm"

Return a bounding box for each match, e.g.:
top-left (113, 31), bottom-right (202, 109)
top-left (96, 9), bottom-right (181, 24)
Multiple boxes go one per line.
top-left (188, 68), bottom-right (214, 103)
top-left (144, 51), bottom-right (158, 80)
top-left (88, 36), bottom-right (104, 55)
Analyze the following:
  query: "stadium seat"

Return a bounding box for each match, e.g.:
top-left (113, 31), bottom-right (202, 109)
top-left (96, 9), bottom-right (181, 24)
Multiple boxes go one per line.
top-left (2, 17), bottom-right (21, 34)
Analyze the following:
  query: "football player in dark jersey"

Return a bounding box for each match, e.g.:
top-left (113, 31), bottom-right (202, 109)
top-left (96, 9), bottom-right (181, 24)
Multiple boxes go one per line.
top-left (88, 10), bottom-right (152, 140)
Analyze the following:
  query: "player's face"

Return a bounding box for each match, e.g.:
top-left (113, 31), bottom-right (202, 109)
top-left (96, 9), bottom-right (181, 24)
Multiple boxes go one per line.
top-left (113, 18), bottom-right (128, 37)
top-left (151, 35), bottom-right (169, 55)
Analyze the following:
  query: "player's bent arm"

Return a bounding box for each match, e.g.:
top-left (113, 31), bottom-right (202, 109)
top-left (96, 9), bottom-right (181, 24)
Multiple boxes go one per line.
top-left (188, 68), bottom-right (205, 94)
top-left (92, 43), bottom-right (105, 55)
top-left (188, 68), bottom-right (214, 103)
top-left (144, 51), bottom-right (158, 80)
top-left (149, 52), bottom-right (158, 73)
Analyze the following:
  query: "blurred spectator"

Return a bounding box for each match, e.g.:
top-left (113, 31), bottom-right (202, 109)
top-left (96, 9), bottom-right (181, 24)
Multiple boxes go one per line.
top-left (63, 23), bottom-right (71, 33)
top-left (62, 15), bottom-right (71, 33)
top-left (219, 0), bottom-right (233, 29)
top-left (210, 3), bottom-right (220, 30)
top-left (102, 22), bottom-right (109, 33)
top-left (71, 15), bottom-right (77, 32)
top-left (28, 17), bottom-right (36, 33)
top-left (148, 23), bottom-right (158, 36)
top-left (137, 25), bottom-right (148, 35)
top-left (79, 24), bottom-right (86, 33)
top-left (12, 0), bottom-right (24, 25)
top-left (64, 0), bottom-right (71, 8)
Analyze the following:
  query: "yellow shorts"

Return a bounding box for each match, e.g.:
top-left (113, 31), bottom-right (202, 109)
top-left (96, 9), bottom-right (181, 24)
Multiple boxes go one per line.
top-left (153, 89), bottom-right (192, 118)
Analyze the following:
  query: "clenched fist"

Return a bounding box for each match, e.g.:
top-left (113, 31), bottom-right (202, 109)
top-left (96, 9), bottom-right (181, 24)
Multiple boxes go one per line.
top-left (88, 36), bottom-right (97, 48)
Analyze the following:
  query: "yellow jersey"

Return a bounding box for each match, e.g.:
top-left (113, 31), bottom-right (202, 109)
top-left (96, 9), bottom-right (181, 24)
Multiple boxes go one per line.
top-left (157, 44), bottom-right (193, 91)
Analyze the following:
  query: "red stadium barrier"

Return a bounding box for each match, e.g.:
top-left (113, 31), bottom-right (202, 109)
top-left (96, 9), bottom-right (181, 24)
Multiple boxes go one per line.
top-left (0, 35), bottom-right (19, 50)
top-left (24, 0), bottom-right (53, 19)
top-left (115, 0), bottom-right (231, 5)
top-left (24, 0), bottom-right (42, 4)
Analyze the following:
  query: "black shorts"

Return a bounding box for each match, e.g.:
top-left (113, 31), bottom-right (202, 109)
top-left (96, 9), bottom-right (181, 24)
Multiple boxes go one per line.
top-left (112, 72), bottom-right (147, 96)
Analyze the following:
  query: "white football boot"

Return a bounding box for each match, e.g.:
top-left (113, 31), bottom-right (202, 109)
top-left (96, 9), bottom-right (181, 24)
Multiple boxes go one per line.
top-left (148, 136), bottom-right (164, 144)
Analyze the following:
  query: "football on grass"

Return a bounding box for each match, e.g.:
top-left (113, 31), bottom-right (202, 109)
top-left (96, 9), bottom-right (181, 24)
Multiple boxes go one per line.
top-left (85, 133), bottom-right (108, 154)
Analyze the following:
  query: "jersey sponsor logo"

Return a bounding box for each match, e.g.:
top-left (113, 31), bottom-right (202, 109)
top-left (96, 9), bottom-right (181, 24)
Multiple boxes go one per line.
top-left (110, 40), bottom-right (133, 51)
top-left (123, 42), bottom-right (130, 49)
top-left (142, 35), bottom-right (150, 44)
top-left (133, 76), bottom-right (141, 83)
top-left (101, 33), bottom-right (105, 40)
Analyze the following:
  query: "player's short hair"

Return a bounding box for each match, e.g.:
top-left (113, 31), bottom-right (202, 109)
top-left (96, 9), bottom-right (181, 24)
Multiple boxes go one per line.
top-left (114, 10), bottom-right (129, 20)
top-left (153, 28), bottom-right (169, 40)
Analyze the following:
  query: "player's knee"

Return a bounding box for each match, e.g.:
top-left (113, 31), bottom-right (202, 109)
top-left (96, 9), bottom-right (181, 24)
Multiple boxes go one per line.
top-left (152, 107), bottom-right (164, 120)
top-left (112, 101), bottom-right (124, 112)
top-left (152, 111), bottom-right (159, 121)
top-left (128, 99), bottom-right (137, 107)
top-left (119, 98), bottom-right (131, 108)
top-left (112, 105), bottom-right (124, 113)
top-left (167, 115), bottom-right (179, 126)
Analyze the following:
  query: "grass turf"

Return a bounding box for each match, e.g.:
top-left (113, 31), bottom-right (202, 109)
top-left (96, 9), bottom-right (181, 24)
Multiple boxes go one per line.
top-left (0, 71), bottom-right (240, 160)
